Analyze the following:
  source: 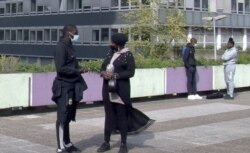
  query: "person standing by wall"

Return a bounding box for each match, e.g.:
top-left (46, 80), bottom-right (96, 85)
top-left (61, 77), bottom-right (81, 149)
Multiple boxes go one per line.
top-left (52, 25), bottom-right (87, 153)
top-left (183, 38), bottom-right (202, 100)
top-left (221, 37), bottom-right (237, 100)
top-left (97, 33), bottom-right (154, 153)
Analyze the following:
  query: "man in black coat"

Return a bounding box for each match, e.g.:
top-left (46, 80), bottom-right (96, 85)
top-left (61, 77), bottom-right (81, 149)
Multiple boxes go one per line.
top-left (52, 25), bottom-right (87, 153)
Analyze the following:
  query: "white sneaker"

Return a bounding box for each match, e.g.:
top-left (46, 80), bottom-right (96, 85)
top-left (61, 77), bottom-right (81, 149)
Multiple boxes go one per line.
top-left (188, 95), bottom-right (196, 100)
top-left (194, 94), bottom-right (203, 100)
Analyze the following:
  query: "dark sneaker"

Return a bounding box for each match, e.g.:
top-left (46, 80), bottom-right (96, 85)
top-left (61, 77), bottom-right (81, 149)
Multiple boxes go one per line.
top-left (97, 142), bottom-right (111, 152)
top-left (224, 95), bottom-right (234, 100)
top-left (118, 143), bottom-right (128, 153)
top-left (66, 145), bottom-right (81, 152)
top-left (57, 148), bottom-right (68, 153)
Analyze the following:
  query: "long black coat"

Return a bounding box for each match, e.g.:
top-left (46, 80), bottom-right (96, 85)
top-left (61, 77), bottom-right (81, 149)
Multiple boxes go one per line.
top-left (100, 50), bottom-right (135, 105)
top-left (100, 50), bottom-right (154, 134)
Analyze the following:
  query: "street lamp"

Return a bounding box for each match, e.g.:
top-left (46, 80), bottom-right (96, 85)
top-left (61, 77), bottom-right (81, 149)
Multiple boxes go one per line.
top-left (202, 15), bottom-right (227, 60)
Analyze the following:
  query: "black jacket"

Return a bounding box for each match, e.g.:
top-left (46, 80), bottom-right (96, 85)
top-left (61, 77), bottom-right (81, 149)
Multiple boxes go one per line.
top-left (54, 38), bottom-right (82, 83)
top-left (101, 50), bottom-right (135, 106)
top-left (52, 38), bottom-right (87, 102)
top-left (184, 43), bottom-right (196, 68)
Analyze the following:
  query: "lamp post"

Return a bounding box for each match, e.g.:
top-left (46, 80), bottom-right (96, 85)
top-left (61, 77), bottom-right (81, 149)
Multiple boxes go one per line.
top-left (202, 15), bottom-right (227, 60)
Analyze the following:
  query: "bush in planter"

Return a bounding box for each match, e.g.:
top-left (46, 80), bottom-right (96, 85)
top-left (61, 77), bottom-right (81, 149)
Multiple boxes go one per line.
top-left (0, 55), bottom-right (19, 73)
top-left (17, 64), bottom-right (55, 73)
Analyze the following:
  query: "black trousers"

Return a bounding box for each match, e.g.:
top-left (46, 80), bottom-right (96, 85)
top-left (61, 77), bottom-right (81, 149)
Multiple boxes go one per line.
top-left (104, 102), bottom-right (128, 144)
top-left (185, 66), bottom-right (197, 95)
top-left (56, 86), bottom-right (77, 149)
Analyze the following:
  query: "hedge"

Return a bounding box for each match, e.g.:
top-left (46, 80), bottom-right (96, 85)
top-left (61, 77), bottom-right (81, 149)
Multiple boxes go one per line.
top-left (0, 52), bottom-right (250, 73)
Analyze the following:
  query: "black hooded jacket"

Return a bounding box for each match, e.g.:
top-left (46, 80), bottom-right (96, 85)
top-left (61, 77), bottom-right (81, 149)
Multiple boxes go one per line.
top-left (184, 43), bottom-right (196, 68)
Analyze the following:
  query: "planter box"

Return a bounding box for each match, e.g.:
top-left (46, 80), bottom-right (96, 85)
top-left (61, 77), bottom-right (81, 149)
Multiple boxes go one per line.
top-left (130, 68), bottom-right (166, 98)
top-left (0, 73), bottom-right (31, 109)
top-left (213, 64), bottom-right (250, 90)
top-left (166, 66), bottom-right (213, 94)
top-left (32, 72), bottom-right (102, 106)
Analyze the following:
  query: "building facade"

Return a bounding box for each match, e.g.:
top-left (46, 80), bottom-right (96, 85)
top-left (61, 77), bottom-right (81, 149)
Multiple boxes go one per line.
top-left (0, 0), bottom-right (250, 63)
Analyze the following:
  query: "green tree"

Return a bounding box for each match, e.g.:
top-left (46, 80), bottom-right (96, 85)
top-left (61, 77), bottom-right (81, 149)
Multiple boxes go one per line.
top-left (122, 0), bottom-right (186, 60)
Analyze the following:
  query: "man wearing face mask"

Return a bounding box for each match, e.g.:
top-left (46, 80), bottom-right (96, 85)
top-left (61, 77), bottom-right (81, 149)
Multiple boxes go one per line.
top-left (52, 24), bottom-right (87, 153)
top-left (183, 38), bottom-right (202, 100)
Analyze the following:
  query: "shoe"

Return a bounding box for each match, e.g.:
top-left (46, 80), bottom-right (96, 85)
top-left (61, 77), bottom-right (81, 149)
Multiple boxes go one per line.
top-left (194, 94), bottom-right (202, 100)
top-left (187, 95), bottom-right (195, 100)
top-left (66, 145), bottom-right (81, 152)
top-left (118, 143), bottom-right (128, 153)
top-left (57, 148), bottom-right (68, 153)
top-left (224, 95), bottom-right (234, 100)
top-left (97, 142), bottom-right (111, 152)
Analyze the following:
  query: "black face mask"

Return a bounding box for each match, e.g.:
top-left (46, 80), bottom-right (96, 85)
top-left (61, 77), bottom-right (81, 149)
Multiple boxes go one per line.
top-left (109, 45), bottom-right (118, 51)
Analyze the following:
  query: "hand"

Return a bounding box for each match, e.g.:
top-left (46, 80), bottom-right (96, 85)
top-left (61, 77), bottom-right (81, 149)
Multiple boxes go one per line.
top-left (101, 71), bottom-right (113, 80)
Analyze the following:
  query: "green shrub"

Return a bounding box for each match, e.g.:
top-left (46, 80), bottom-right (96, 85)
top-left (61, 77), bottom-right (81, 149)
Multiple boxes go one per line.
top-left (79, 59), bottom-right (103, 72)
top-left (17, 64), bottom-right (55, 73)
top-left (0, 55), bottom-right (20, 73)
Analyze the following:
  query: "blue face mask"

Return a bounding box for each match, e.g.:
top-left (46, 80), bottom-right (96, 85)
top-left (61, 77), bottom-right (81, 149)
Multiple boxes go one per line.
top-left (70, 34), bottom-right (79, 42)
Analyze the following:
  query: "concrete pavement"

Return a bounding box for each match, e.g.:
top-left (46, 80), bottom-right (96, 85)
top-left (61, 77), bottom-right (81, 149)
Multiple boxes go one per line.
top-left (1, 91), bottom-right (250, 153)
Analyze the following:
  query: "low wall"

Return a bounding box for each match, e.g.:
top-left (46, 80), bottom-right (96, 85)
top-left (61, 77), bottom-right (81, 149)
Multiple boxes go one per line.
top-left (131, 68), bottom-right (166, 98)
top-left (166, 67), bottom-right (213, 94)
top-left (0, 65), bottom-right (248, 109)
top-left (0, 73), bottom-right (32, 109)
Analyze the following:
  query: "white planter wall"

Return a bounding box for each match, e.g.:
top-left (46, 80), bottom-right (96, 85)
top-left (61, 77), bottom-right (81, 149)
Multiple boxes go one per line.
top-left (234, 64), bottom-right (250, 88)
top-left (213, 65), bottom-right (225, 90)
top-left (0, 73), bottom-right (32, 109)
top-left (130, 68), bottom-right (166, 98)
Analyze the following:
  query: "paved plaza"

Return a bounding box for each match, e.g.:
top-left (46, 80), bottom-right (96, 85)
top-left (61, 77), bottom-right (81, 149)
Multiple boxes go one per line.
top-left (1, 91), bottom-right (250, 153)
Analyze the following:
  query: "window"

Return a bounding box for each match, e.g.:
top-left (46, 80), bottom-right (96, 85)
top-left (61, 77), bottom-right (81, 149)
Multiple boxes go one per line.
top-left (37, 30), bottom-right (43, 41)
top-left (75, 0), bottom-right (82, 10)
top-left (59, 0), bottom-right (67, 11)
top-left (5, 30), bottom-right (10, 40)
top-left (67, 0), bottom-right (74, 10)
top-left (23, 30), bottom-right (29, 41)
top-left (37, 6), bottom-right (44, 12)
top-left (231, 0), bottom-right (237, 13)
top-left (31, 0), bottom-right (36, 12)
top-left (111, 28), bottom-right (118, 36)
top-left (6, 3), bottom-right (10, 14)
top-left (101, 28), bottom-right (109, 43)
top-left (246, 0), bottom-right (250, 13)
top-left (101, 0), bottom-right (110, 10)
top-left (0, 8), bottom-right (4, 15)
top-left (92, 29), bottom-right (100, 42)
top-left (177, 0), bottom-right (184, 9)
top-left (44, 29), bottom-right (50, 42)
top-left (82, 28), bottom-right (92, 44)
top-left (11, 3), bottom-right (17, 14)
top-left (142, 0), bottom-right (150, 5)
top-left (30, 30), bottom-right (36, 42)
top-left (238, 3), bottom-right (243, 14)
top-left (202, 0), bottom-right (208, 11)
top-left (51, 29), bottom-right (58, 42)
top-left (0, 30), bottom-right (4, 40)
top-left (18, 2), bottom-right (23, 13)
top-left (194, 0), bottom-right (200, 10)
top-left (17, 29), bottom-right (22, 41)
top-left (121, 0), bottom-right (129, 9)
top-left (131, 0), bottom-right (139, 8)
top-left (111, 0), bottom-right (119, 10)
top-left (11, 30), bottom-right (16, 41)
top-left (83, 0), bottom-right (91, 11)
